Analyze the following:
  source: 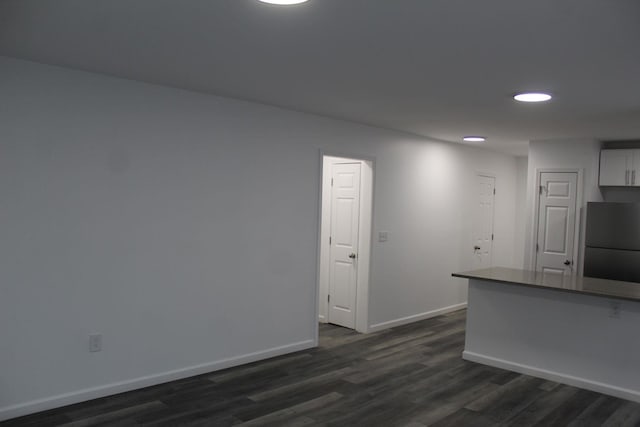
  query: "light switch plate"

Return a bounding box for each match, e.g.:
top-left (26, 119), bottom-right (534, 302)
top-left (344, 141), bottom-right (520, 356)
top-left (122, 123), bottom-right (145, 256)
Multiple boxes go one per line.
top-left (89, 333), bottom-right (102, 352)
top-left (609, 301), bottom-right (621, 319)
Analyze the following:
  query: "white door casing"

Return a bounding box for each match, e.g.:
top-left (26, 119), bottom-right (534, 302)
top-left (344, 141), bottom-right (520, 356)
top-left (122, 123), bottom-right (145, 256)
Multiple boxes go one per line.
top-left (535, 172), bottom-right (578, 276)
top-left (472, 175), bottom-right (495, 270)
top-left (328, 162), bottom-right (361, 328)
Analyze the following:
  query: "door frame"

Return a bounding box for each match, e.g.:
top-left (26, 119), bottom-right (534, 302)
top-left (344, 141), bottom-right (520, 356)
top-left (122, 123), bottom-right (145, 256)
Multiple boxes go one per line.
top-left (316, 151), bottom-right (374, 334)
top-left (472, 172), bottom-right (496, 269)
top-left (529, 168), bottom-right (584, 275)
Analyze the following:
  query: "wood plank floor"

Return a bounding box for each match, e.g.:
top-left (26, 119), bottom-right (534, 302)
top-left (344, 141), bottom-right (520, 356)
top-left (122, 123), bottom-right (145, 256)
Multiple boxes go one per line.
top-left (4, 309), bottom-right (640, 426)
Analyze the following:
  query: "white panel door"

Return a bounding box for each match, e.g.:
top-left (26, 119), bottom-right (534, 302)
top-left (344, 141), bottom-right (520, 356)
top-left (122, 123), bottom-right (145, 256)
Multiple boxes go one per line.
top-left (328, 163), bottom-right (361, 329)
top-left (535, 172), bottom-right (578, 276)
top-left (599, 149), bottom-right (632, 186)
top-left (472, 175), bottom-right (495, 270)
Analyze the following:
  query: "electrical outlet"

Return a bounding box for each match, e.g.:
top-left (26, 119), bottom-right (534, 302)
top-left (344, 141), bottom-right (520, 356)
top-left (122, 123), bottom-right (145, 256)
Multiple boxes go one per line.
top-left (89, 333), bottom-right (102, 352)
top-left (609, 301), bottom-right (621, 319)
top-left (378, 231), bottom-right (389, 242)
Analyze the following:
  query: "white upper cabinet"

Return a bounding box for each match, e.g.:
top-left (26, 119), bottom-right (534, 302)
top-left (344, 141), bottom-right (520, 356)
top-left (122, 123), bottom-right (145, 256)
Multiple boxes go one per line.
top-left (633, 151), bottom-right (640, 186)
top-left (599, 149), bottom-right (639, 186)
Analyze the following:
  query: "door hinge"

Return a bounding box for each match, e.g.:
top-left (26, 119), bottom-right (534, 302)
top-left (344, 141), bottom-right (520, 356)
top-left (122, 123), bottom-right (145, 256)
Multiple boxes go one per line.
top-left (536, 243), bottom-right (539, 252)
top-left (329, 236), bottom-right (332, 245)
top-left (539, 185), bottom-right (545, 195)
top-left (493, 188), bottom-right (496, 195)
top-left (491, 234), bottom-right (494, 241)
top-left (331, 178), bottom-right (334, 186)
top-left (327, 294), bottom-right (330, 303)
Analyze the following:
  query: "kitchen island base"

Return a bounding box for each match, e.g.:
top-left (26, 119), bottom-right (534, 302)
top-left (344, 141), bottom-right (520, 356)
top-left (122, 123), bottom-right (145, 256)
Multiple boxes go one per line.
top-left (464, 277), bottom-right (640, 403)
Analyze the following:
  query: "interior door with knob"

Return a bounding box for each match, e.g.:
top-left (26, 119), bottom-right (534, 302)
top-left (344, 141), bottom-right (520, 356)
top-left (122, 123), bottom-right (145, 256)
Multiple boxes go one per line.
top-left (472, 175), bottom-right (495, 270)
top-left (535, 172), bottom-right (578, 276)
top-left (328, 162), bottom-right (361, 328)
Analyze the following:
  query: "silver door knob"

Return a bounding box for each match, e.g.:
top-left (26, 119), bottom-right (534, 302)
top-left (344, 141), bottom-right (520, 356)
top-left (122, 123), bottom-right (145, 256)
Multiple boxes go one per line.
top-left (564, 260), bottom-right (571, 266)
top-left (349, 253), bottom-right (357, 259)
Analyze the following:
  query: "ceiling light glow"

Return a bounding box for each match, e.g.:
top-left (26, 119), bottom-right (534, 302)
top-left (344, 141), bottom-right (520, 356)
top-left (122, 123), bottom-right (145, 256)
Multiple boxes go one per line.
top-left (463, 136), bottom-right (486, 142)
top-left (513, 92), bottom-right (552, 103)
top-left (258, 0), bottom-right (309, 4)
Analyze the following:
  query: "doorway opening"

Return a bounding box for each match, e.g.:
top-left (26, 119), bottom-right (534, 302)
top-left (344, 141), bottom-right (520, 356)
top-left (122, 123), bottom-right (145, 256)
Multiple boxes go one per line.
top-left (531, 169), bottom-right (583, 276)
top-left (318, 154), bottom-right (373, 333)
top-left (472, 173), bottom-right (496, 270)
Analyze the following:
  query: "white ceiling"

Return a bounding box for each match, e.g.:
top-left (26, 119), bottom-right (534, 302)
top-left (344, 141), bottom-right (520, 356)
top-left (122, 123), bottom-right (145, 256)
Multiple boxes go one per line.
top-left (2, 0), bottom-right (640, 156)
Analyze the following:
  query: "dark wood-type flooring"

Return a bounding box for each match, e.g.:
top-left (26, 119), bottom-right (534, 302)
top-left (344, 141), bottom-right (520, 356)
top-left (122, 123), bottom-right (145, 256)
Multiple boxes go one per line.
top-left (4, 309), bottom-right (640, 426)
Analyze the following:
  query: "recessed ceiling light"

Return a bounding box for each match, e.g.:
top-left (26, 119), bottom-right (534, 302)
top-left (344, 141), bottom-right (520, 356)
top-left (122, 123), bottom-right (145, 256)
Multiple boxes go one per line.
top-left (463, 136), bottom-right (486, 142)
top-left (513, 92), bottom-right (552, 103)
top-left (258, 0), bottom-right (309, 4)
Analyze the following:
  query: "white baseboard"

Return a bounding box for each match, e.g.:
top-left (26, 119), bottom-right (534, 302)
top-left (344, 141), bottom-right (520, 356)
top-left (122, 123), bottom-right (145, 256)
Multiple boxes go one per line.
top-left (368, 303), bottom-right (467, 333)
top-left (463, 351), bottom-right (640, 404)
top-left (0, 339), bottom-right (315, 422)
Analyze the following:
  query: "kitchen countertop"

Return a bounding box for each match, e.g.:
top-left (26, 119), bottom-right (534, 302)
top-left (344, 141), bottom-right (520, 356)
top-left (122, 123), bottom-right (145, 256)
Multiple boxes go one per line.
top-left (452, 267), bottom-right (640, 302)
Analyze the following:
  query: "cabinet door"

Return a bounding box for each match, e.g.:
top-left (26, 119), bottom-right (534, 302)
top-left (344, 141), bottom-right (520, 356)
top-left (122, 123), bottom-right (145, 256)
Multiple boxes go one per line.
top-left (600, 149), bottom-right (632, 186)
top-left (632, 150), bottom-right (640, 186)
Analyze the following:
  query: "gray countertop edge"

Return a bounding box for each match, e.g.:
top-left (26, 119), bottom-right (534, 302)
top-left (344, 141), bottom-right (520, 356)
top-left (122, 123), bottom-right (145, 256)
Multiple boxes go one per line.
top-left (452, 267), bottom-right (640, 303)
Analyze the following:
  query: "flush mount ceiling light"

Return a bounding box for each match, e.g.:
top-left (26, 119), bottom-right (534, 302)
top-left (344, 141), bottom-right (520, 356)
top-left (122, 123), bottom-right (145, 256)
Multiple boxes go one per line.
top-left (463, 136), bottom-right (486, 142)
top-left (513, 92), bottom-right (552, 103)
top-left (258, 0), bottom-right (309, 4)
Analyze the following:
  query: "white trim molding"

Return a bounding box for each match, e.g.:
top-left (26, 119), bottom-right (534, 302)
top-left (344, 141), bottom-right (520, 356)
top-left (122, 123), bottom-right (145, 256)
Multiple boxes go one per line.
top-left (368, 303), bottom-right (467, 333)
top-left (463, 351), bottom-right (640, 403)
top-left (0, 340), bottom-right (315, 422)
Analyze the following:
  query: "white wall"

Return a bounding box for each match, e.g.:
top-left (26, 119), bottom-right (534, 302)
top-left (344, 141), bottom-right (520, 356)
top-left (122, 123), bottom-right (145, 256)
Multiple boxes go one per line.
top-left (0, 57), bottom-right (521, 419)
top-left (513, 156), bottom-right (528, 268)
top-left (368, 142), bottom-right (520, 329)
top-left (525, 139), bottom-right (603, 272)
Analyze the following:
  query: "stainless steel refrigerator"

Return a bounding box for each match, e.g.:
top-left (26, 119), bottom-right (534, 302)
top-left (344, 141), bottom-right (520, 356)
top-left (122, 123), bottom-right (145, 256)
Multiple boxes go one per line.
top-left (584, 202), bottom-right (640, 282)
